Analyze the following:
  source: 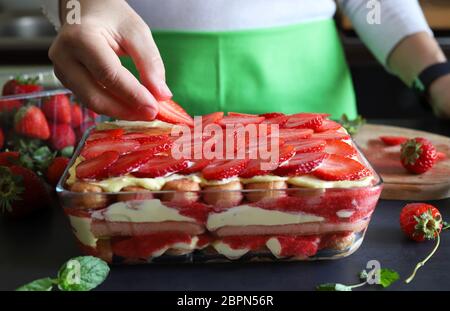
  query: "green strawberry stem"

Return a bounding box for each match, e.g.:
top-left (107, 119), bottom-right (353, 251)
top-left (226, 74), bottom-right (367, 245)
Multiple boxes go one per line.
top-left (405, 234), bottom-right (440, 284)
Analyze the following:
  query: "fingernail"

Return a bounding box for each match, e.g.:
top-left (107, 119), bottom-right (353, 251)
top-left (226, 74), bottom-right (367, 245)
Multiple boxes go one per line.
top-left (157, 81), bottom-right (173, 100)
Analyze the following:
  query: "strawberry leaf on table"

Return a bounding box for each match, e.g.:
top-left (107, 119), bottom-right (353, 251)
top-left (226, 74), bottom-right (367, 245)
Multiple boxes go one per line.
top-left (378, 269), bottom-right (400, 288)
top-left (338, 114), bottom-right (366, 136)
top-left (16, 277), bottom-right (56, 291)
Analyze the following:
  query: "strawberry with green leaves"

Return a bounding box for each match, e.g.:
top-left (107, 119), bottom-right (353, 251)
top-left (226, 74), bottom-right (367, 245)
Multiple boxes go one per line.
top-left (42, 94), bottom-right (72, 124)
top-left (400, 203), bottom-right (449, 283)
top-left (46, 157), bottom-right (70, 186)
top-left (400, 137), bottom-right (437, 174)
top-left (49, 123), bottom-right (76, 151)
top-left (0, 165), bottom-right (49, 218)
top-left (14, 106), bottom-right (50, 140)
top-left (2, 77), bottom-right (43, 96)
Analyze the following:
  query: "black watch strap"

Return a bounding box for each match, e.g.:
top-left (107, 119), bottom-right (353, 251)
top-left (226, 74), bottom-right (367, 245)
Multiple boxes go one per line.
top-left (412, 62), bottom-right (450, 94)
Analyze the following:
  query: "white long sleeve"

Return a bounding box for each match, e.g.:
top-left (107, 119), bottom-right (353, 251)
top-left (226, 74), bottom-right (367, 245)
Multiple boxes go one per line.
top-left (338, 0), bottom-right (433, 66)
top-left (41, 0), bottom-right (61, 30)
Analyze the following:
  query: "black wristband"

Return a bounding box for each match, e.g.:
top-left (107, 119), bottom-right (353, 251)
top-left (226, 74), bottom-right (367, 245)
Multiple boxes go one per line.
top-left (412, 62), bottom-right (450, 94)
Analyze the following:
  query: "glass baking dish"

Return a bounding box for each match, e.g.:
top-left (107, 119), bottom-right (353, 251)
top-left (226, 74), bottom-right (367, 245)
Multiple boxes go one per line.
top-left (56, 124), bottom-right (383, 264)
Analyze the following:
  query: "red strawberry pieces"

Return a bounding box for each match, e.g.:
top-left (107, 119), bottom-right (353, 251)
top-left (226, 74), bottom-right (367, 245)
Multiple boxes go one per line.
top-left (311, 131), bottom-right (350, 141)
top-left (81, 138), bottom-right (140, 160)
top-left (323, 140), bottom-right (357, 158)
top-left (157, 99), bottom-right (194, 126)
top-left (14, 106), bottom-right (50, 140)
top-left (133, 155), bottom-right (190, 178)
top-left (201, 112), bottom-right (224, 127)
top-left (180, 158), bottom-right (213, 174)
top-left (70, 104), bottom-right (83, 128)
top-left (87, 129), bottom-right (125, 141)
top-left (219, 115), bottom-right (265, 127)
top-left (380, 136), bottom-right (408, 146)
top-left (275, 152), bottom-right (328, 176)
top-left (289, 139), bottom-right (326, 153)
top-left (315, 120), bottom-right (342, 133)
top-left (42, 94), bottom-right (72, 124)
top-left (284, 113), bottom-right (326, 130)
top-left (108, 150), bottom-right (157, 177)
top-left (2, 77), bottom-right (43, 96)
top-left (49, 123), bottom-right (76, 150)
top-left (77, 151), bottom-right (120, 180)
top-left (270, 128), bottom-right (313, 142)
top-left (313, 154), bottom-right (371, 181)
top-left (47, 157), bottom-right (70, 186)
top-left (202, 159), bottom-right (250, 180)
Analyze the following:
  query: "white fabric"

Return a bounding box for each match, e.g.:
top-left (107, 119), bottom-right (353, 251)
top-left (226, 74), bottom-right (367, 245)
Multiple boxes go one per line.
top-left (41, 0), bottom-right (432, 66)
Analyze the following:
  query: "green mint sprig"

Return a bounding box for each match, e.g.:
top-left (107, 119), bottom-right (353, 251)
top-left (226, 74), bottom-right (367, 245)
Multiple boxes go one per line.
top-left (16, 256), bottom-right (110, 291)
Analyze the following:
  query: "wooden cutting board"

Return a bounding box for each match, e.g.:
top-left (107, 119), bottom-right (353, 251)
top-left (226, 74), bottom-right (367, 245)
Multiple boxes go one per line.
top-left (354, 124), bottom-right (450, 201)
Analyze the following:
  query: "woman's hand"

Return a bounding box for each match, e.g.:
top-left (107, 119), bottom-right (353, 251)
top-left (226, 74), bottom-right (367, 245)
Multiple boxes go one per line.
top-left (49, 0), bottom-right (171, 121)
top-left (429, 74), bottom-right (450, 119)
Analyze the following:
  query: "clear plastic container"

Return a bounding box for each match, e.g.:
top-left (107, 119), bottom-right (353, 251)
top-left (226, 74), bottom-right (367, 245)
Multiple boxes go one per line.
top-left (57, 124), bottom-right (383, 264)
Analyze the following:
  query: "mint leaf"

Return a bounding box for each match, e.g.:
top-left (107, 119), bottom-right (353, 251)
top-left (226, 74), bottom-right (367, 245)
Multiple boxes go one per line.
top-left (316, 283), bottom-right (352, 291)
top-left (16, 277), bottom-right (55, 291)
top-left (57, 256), bottom-right (109, 291)
top-left (359, 270), bottom-right (368, 280)
top-left (379, 268), bottom-right (399, 288)
top-left (338, 114), bottom-right (366, 136)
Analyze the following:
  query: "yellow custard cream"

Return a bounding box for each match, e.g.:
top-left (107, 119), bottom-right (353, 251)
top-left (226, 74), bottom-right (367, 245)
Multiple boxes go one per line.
top-left (212, 241), bottom-right (250, 260)
top-left (92, 199), bottom-right (196, 223)
top-left (206, 205), bottom-right (324, 231)
top-left (96, 120), bottom-right (174, 130)
top-left (287, 175), bottom-right (374, 189)
top-left (68, 216), bottom-right (98, 247)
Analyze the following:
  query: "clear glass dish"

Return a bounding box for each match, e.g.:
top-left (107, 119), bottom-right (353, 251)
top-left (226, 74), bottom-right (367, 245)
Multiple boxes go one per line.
top-left (57, 125), bottom-right (383, 264)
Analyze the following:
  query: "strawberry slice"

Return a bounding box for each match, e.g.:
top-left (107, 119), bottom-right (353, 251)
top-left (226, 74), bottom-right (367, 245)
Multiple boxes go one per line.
top-left (108, 149), bottom-right (157, 177)
top-left (436, 151), bottom-right (447, 162)
top-left (311, 131), bottom-right (350, 141)
top-left (240, 144), bottom-right (295, 178)
top-left (313, 154), bottom-right (371, 181)
top-left (87, 129), bottom-right (125, 141)
top-left (315, 120), bottom-right (342, 133)
top-left (122, 132), bottom-right (169, 144)
top-left (259, 112), bottom-right (285, 119)
top-left (157, 99), bottom-right (194, 126)
top-left (202, 159), bottom-right (250, 180)
top-left (274, 152), bottom-right (328, 176)
top-left (379, 136), bottom-right (408, 146)
top-left (218, 116), bottom-right (265, 127)
top-left (133, 155), bottom-right (189, 178)
top-left (284, 114), bottom-right (325, 130)
top-left (81, 139), bottom-right (140, 160)
top-left (201, 112), bottom-right (224, 127)
top-left (180, 158), bottom-right (214, 174)
top-left (289, 139), bottom-right (326, 153)
top-left (76, 151), bottom-right (119, 180)
top-left (227, 112), bottom-right (258, 117)
top-left (261, 115), bottom-right (288, 126)
top-left (323, 140), bottom-right (357, 158)
top-left (137, 137), bottom-right (173, 154)
top-left (271, 128), bottom-right (314, 142)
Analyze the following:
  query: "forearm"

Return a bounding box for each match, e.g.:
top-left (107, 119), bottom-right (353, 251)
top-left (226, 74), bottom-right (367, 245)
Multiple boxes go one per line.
top-left (387, 32), bottom-right (447, 86)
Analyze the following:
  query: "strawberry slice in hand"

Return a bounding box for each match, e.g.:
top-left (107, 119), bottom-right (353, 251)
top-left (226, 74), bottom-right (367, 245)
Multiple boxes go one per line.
top-left (157, 99), bottom-right (194, 126)
top-left (133, 155), bottom-right (189, 178)
top-left (202, 159), bottom-right (250, 180)
top-left (313, 154), bottom-right (371, 181)
top-left (323, 140), bottom-right (357, 158)
top-left (274, 152), bottom-right (328, 176)
top-left (81, 138), bottom-right (140, 160)
top-left (76, 151), bottom-right (119, 180)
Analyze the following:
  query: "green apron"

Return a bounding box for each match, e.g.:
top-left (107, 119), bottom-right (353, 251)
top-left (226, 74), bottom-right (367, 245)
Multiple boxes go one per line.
top-left (121, 19), bottom-right (357, 119)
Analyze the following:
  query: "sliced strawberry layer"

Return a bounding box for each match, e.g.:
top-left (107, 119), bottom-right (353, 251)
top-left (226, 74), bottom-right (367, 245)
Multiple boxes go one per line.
top-left (323, 140), bottom-right (357, 158)
top-left (271, 128), bottom-right (314, 142)
top-left (108, 149), bottom-right (156, 177)
top-left (311, 131), bottom-right (350, 141)
top-left (157, 99), bottom-right (194, 126)
top-left (259, 112), bottom-right (285, 119)
top-left (274, 152), bottom-right (328, 176)
top-left (379, 136), bottom-right (408, 146)
top-left (261, 115), bottom-right (288, 126)
top-left (133, 156), bottom-right (189, 178)
top-left (202, 159), bottom-right (250, 180)
top-left (122, 132), bottom-right (169, 144)
top-left (289, 139), bottom-right (326, 153)
top-left (136, 137), bottom-right (173, 154)
top-left (81, 139), bottom-right (140, 160)
top-left (284, 114), bottom-right (324, 130)
top-left (87, 129), bottom-right (125, 141)
top-left (111, 232), bottom-right (193, 258)
top-left (201, 112), bottom-right (224, 127)
top-left (180, 158), bottom-right (213, 174)
top-left (76, 151), bottom-right (119, 180)
top-left (221, 236), bottom-right (268, 250)
top-left (315, 120), bottom-right (342, 133)
top-left (218, 116), bottom-right (265, 127)
top-left (313, 154), bottom-right (371, 181)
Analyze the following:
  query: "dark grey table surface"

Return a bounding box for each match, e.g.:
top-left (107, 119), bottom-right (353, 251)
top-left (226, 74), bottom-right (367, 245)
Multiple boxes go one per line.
top-left (1, 118), bottom-right (449, 291)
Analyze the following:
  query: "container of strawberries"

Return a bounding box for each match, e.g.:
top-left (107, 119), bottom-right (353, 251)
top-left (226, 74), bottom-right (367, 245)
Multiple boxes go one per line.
top-left (0, 71), bottom-right (102, 218)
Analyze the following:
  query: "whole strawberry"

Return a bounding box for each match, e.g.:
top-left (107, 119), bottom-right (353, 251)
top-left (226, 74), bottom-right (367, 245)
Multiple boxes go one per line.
top-left (2, 77), bottom-right (43, 96)
top-left (14, 106), bottom-right (50, 140)
top-left (47, 157), bottom-right (70, 187)
top-left (400, 203), bottom-right (442, 242)
top-left (49, 123), bottom-right (76, 150)
top-left (400, 137), bottom-right (437, 174)
top-left (0, 128), bottom-right (4, 149)
top-left (400, 203), bottom-right (446, 284)
top-left (42, 94), bottom-right (72, 124)
top-left (0, 165), bottom-right (49, 218)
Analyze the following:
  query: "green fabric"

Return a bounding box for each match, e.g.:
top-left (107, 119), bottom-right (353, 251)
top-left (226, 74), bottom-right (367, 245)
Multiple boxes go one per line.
top-left (121, 19), bottom-right (357, 119)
